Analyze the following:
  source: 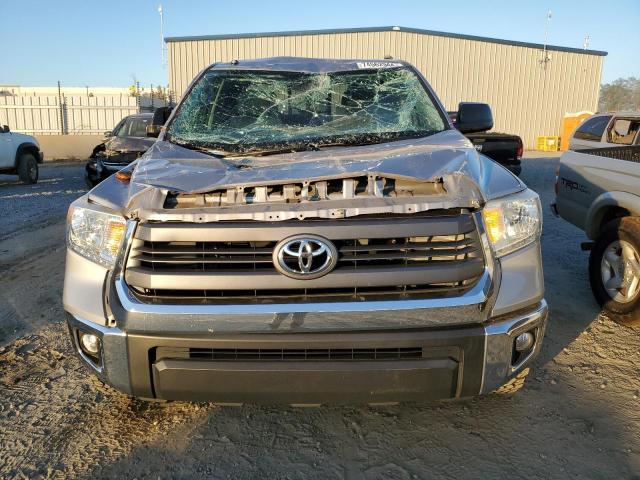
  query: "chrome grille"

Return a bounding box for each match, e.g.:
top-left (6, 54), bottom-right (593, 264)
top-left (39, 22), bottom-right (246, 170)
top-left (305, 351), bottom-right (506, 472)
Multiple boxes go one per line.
top-left (124, 214), bottom-right (485, 304)
top-left (129, 235), bottom-right (478, 272)
top-left (100, 152), bottom-right (141, 168)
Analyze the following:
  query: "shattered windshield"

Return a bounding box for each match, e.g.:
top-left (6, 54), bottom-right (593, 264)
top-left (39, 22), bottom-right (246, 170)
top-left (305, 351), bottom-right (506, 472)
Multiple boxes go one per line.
top-left (167, 67), bottom-right (446, 154)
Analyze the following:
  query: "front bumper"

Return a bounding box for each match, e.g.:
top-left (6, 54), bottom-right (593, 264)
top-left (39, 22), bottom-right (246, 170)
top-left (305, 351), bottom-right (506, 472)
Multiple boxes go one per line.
top-left (66, 300), bottom-right (547, 404)
top-left (86, 161), bottom-right (130, 186)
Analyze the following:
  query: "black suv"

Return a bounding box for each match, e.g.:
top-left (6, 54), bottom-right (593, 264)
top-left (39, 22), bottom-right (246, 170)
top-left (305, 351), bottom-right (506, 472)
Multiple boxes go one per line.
top-left (86, 113), bottom-right (156, 186)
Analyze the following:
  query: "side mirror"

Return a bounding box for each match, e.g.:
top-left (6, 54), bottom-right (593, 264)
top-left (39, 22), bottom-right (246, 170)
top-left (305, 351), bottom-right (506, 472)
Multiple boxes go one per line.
top-left (104, 131), bottom-right (113, 138)
top-left (2, 125), bottom-right (10, 133)
top-left (147, 106), bottom-right (173, 137)
top-left (456, 102), bottom-right (493, 134)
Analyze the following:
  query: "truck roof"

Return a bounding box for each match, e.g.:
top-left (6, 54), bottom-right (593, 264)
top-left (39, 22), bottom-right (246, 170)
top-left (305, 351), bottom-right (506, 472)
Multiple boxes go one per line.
top-left (590, 111), bottom-right (640, 118)
top-left (207, 56), bottom-right (412, 74)
top-left (127, 113), bottom-right (154, 119)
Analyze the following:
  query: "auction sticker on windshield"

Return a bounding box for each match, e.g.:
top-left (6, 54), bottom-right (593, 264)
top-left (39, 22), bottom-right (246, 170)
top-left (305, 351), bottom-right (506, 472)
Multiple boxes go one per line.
top-left (356, 62), bottom-right (404, 69)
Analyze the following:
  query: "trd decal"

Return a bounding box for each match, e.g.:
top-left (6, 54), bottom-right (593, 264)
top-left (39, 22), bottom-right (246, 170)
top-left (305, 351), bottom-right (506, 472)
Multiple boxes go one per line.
top-left (561, 177), bottom-right (588, 194)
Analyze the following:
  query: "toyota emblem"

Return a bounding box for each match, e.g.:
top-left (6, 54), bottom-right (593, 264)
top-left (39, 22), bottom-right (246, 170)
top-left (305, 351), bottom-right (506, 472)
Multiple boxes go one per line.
top-left (273, 235), bottom-right (338, 280)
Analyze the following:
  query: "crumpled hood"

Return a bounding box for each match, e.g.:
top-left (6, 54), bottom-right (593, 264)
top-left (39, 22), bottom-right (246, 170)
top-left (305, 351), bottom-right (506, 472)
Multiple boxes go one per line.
top-left (88, 129), bottom-right (524, 215)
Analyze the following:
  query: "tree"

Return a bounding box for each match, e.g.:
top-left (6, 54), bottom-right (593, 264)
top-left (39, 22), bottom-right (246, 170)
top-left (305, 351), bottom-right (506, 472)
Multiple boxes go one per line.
top-left (153, 85), bottom-right (167, 102)
top-left (599, 77), bottom-right (640, 112)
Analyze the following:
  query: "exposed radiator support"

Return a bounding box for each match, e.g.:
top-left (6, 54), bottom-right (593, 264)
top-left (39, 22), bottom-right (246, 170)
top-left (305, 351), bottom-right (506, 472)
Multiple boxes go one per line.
top-left (164, 175), bottom-right (445, 208)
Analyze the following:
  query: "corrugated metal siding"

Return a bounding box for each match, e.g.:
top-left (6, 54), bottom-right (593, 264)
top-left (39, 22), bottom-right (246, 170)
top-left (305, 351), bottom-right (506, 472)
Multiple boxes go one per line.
top-left (167, 30), bottom-right (604, 149)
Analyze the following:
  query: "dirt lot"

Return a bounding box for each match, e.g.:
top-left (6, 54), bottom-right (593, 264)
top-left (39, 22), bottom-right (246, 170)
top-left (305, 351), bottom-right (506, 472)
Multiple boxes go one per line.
top-left (0, 156), bottom-right (638, 479)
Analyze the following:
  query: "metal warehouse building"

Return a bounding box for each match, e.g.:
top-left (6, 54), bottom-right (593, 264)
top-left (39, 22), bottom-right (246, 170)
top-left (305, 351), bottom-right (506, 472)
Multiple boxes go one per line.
top-left (165, 26), bottom-right (607, 149)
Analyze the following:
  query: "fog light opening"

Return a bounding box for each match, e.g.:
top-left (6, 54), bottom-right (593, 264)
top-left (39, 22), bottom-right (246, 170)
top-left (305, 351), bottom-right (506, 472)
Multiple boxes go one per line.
top-left (512, 330), bottom-right (535, 366)
top-left (78, 331), bottom-right (102, 364)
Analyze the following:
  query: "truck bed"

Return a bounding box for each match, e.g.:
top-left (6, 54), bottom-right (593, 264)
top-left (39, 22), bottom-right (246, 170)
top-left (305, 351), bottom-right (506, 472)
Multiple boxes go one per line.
top-left (555, 145), bottom-right (640, 237)
top-left (447, 112), bottom-right (522, 175)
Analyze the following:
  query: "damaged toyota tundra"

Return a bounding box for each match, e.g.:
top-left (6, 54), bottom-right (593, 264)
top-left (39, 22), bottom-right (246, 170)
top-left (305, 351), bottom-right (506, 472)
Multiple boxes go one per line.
top-left (63, 57), bottom-right (547, 404)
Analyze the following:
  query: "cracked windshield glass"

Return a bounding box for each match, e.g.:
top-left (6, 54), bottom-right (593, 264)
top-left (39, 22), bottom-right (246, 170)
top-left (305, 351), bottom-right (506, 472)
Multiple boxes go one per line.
top-left (167, 67), bottom-right (446, 155)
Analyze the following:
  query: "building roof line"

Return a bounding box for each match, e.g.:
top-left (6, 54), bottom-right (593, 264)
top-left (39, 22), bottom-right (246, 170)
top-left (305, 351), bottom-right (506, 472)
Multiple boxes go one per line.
top-left (164, 26), bottom-right (608, 57)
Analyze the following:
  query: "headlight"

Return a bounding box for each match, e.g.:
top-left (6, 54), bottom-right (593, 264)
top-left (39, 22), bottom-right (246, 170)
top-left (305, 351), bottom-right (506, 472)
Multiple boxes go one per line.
top-left (67, 206), bottom-right (127, 268)
top-left (481, 189), bottom-right (542, 257)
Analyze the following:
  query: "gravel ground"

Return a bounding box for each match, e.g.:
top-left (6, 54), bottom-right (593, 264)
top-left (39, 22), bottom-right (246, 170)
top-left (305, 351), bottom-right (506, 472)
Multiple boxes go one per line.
top-left (0, 163), bottom-right (88, 346)
top-left (0, 156), bottom-right (639, 479)
top-left (0, 163), bottom-right (88, 242)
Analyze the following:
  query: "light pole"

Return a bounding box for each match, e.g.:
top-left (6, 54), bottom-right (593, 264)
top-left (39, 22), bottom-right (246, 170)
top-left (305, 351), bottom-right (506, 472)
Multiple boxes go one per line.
top-left (158, 4), bottom-right (166, 67)
top-left (540, 10), bottom-right (553, 69)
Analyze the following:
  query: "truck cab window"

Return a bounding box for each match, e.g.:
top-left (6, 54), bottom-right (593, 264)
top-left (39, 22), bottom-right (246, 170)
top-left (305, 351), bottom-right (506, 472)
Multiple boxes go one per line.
top-left (608, 119), bottom-right (640, 145)
top-left (574, 115), bottom-right (612, 142)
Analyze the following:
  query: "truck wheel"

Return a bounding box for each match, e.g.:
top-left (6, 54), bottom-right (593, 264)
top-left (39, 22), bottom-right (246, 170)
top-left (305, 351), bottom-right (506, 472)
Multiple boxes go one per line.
top-left (589, 217), bottom-right (640, 326)
top-left (17, 153), bottom-right (38, 184)
top-left (493, 368), bottom-right (529, 395)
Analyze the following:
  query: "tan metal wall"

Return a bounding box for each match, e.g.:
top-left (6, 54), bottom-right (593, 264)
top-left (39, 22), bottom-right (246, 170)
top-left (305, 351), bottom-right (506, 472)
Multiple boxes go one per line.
top-left (167, 30), bottom-right (604, 149)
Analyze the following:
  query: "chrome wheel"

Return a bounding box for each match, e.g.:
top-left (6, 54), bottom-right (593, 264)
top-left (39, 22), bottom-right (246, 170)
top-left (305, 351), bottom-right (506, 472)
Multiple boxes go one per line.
top-left (601, 240), bottom-right (640, 303)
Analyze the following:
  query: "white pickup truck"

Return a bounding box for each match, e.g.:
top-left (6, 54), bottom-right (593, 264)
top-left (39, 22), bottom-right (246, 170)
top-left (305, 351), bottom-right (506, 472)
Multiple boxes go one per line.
top-left (0, 125), bottom-right (43, 184)
top-left (554, 145), bottom-right (640, 325)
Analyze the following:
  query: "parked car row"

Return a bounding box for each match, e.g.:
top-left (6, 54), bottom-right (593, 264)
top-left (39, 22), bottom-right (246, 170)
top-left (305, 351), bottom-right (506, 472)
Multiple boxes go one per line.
top-left (0, 113), bottom-right (161, 186)
top-left (4, 99), bottom-right (634, 190)
top-left (2, 102), bottom-right (526, 188)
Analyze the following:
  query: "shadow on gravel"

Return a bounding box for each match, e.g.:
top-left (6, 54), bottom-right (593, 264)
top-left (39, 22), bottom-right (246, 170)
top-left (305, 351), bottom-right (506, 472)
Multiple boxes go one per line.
top-left (84, 375), bottom-right (637, 479)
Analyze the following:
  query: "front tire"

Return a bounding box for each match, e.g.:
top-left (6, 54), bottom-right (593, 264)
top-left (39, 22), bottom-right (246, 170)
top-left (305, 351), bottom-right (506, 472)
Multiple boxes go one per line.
top-left (17, 153), bottom-right (38, 184)
top-left (589, 217), bottom-right (640, 326)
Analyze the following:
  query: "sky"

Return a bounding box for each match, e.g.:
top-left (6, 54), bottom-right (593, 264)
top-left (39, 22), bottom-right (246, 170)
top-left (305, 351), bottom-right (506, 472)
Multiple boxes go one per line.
top-left (1, 0), bottom-right (638, 88)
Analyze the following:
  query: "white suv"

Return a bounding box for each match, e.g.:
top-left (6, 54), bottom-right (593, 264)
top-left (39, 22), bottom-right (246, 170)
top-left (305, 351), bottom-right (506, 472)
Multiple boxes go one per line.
top-left (569, 112), bottom-right (640, 151)
top-left (0, 125), bottom-right (43, 184)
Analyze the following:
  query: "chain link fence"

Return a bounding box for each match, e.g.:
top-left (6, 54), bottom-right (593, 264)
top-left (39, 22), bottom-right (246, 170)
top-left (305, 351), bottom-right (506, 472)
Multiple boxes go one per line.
top-left (0, 86), bottom-right (170, 135)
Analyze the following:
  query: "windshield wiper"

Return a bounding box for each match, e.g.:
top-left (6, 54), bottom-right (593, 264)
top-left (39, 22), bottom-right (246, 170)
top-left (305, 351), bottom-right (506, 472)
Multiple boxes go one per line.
top-left (223, 144), bottom-right (324, 158)
top-left (169, 132), bottom-right (433, 159)
top-left (330, 130), bottom-right (436, 148)
top-left (168, 138), bottom-right (232, 158)
top-left (260, 133), bottom-right (434, 154)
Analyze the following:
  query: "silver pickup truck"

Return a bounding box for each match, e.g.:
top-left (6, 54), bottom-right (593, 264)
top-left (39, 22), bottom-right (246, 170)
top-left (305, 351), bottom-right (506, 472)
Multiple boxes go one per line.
top-left (555, 145), bottom-right (640, 326)
top-left (63, 57), bottom-right (546, 404)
